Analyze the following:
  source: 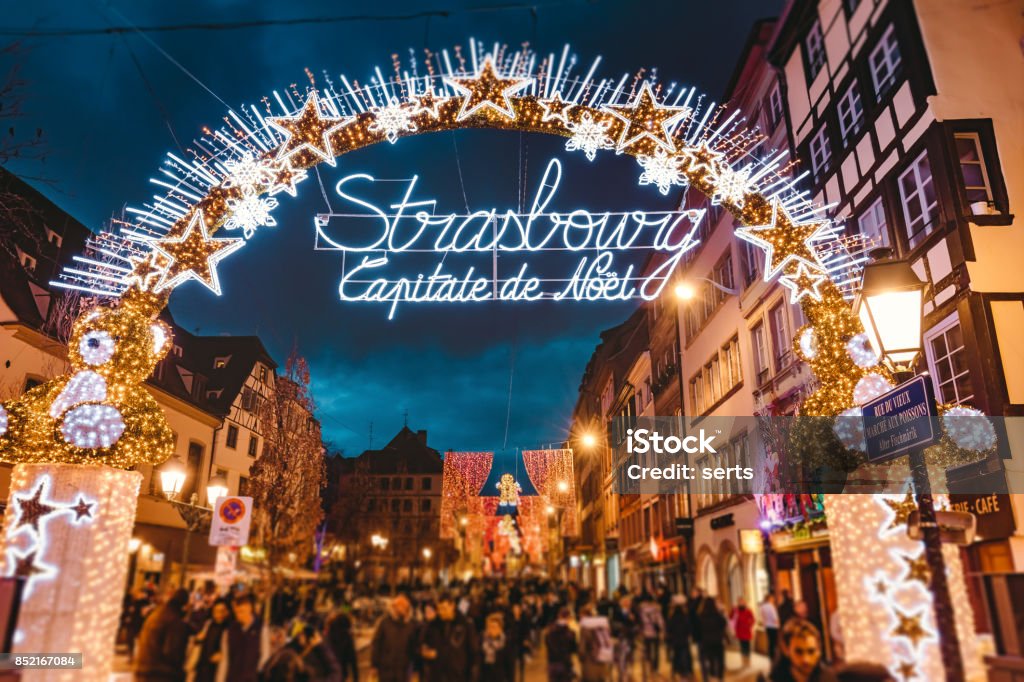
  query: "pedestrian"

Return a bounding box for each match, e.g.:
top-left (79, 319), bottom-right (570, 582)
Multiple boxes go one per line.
top-left (578, 604), bottom-right (614, 682)
top-left (123, 588), bottom-right (153, 663)
top-left (260, 625), bottom-right (304, 681)
top-left (687, 588), bottom-right (705, 680)
top-left (697, 599), bottom-right (727, 682)
top-left (778, 590), bottom-right (795, 628)
top-left (730, 597), bottom-right (756, 668)
top-left (481, 613), bottom-right (514, 682)
top-left (767, 618), bottom-right (839, 682)
top-left (612, 594), bottom-right (638, 682)
top-left (544, 607), bottom-right (577, 682)
top-left (760, 594), bottom-right (781, 662)
top-left (638, 592), bottom-right (664, 673)
top-left (296, 623), bottom-right (342, 682)
top-left (325, 609), bottom-right (359, 682)
top-left (187, 599), bottom-right (230, 682)
top-left (507, 601), bottom-right (533, 682)
top-left (370, 593), bottom-right (416, 682)
top-left (420, 592), bottom-right (479, 682)
top-left (666, 595), bottom-right (693, 681)
top-left (133, 588), bottom-right (192, 682)
top-left (224, 593), bottom-right (269, 682)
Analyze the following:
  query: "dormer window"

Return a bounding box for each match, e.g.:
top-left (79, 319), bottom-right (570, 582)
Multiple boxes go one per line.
top-left (172, 345), bottom-right (184, 358)
top-left (45, 228), bottom-right (62, 248)
top-left (16, 249), bottom-right (36, 273)
top-left (214, 355), bottom-right (231, 369)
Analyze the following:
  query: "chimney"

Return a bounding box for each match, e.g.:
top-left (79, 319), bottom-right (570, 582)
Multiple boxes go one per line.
top-left (417, 430), bottom-right (427, 445)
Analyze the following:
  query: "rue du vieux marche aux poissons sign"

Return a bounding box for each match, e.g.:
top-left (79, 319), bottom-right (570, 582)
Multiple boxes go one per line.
top-left (862, 375), bottom-right (940, 463)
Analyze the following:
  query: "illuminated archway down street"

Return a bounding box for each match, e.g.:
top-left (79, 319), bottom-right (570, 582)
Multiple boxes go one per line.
top-left (0, 0), bottom-right (1022, 681)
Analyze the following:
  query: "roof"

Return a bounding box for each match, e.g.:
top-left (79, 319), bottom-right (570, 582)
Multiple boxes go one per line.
top-left (348, 426), bottom-right (444, 475)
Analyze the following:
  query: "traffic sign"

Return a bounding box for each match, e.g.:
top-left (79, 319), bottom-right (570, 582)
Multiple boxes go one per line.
top-left (862, 375), bottom-right (939, 463)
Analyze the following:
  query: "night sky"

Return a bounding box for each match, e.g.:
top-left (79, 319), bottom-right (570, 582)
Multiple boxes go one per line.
top-left (2, 0), bottom-right (779, 466)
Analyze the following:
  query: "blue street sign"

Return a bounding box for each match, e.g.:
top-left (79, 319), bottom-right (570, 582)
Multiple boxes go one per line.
top-left (862, 375), bottom-right (940, 463)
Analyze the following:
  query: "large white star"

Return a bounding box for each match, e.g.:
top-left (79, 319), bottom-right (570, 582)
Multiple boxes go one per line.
top-left (444, 56), bottom-right (533, 122)
top-left (267, 91), bottom-right (352, 167)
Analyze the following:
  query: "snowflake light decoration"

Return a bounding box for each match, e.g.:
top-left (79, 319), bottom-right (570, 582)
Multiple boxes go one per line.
top-left (224, 195), bottom-right (279, 239)
top-left (709, 163), bottom-right (755, 208)
top-left (222, 152), bottom-right (277, 195)
top-left (942, 406), bottom-right (997, 450)
top-left (367, 98), bottom-right (419, 144)
top-left (637, 150), bottom-right (688, 195)
top-left (565, 112), bottom-right (614, 161)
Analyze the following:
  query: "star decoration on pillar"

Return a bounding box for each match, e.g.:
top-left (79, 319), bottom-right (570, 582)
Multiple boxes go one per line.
top-left (68, 496), bottom-right (95, 522)
top-left (735, 199), bottom-right (827, 278)
top-left (152, 211), bottom-right (245, 296)
top-left (874, 578), bottom-right (889, 595)
top-left (780, 262), bottom-right (828, 303)
top-left (10, 549), bottom-right (43, 578)
top-left (897, 660), bottom-right (917, 682)
top-left (539, 92), bottom-right (574, 125)
top-left (901, 552), bottom-right (931, 585)
top-left (444, 56), bottom-right (533, 122)
top-left (603, 82), bottom-right (690, 153)
top-left (268, 91), bottom-right (352, 167)
top-left (891, 608), bottom-right (928, 648)
top-left (14, 483), bottom-right (57, 534)
top-left (884, 492), bottom-right (918, 529)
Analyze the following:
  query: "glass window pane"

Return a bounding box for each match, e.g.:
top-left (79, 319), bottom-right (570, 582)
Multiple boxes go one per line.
top-left (961, 165), bottom-right (985, 187)
top-left (947, 325), bottom-right (963, 349)
top-left (950, 348), bottom-right (969, 375)
top-left (954, 375), bottom-right (973, 402)
top-left (930, 334), bottom-right (948, 358)
top-left (936, 360), bottom-right (953, 384)
top-left (956, 137), bottom-right (980, 161)
top-left (940, 383), bottom-right (957, 404)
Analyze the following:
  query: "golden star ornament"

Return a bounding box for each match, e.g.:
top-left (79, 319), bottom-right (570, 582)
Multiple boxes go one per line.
top-left (603, 81), bottom-right (691, 153)
top-left (735, 199), bottom-right (827, 277)
top-left (268, 91), bottom-right (352, 167)
top-left (445, 56), bottom-right (533, 122)
top-left (152, 211), bottom-right (245, 295)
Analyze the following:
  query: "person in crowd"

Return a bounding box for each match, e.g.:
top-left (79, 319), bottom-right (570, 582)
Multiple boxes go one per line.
top-left (638, 592), bottom-right (665, 673)
top-left (834, 662), bottom-right (896, 682)
top-left (481, 613), bottom-right (514, 682)
top-left (731, 596), bottom-right (757, 668)
top-left (325, 609), bottom-right (359, 682)
top-left (296, 623), bottom-right (342, 682)
top-left (371, 593), bottom-right (416, 682)
top-left (578, 603), bottom-right (614, 682)
top-left (260, 625), bottom-right (304, 682)
top-left (687, 588), bottom-right (705, 680)
top-left (666, 594), bottom-right (693, 681)
top-left (225, 593), bottom-right (269, 682)
top-left (544, 607), bottom-right (577, 682)
top-left (760, 593), bottom-right (781, 662)
top-left (507, 601), bottom-right (533, 682)
top-left (612, 594), bottom-right (638, 682)
top-left (698, 598), bottom-right (728, 682)
top-left (768, 618), bottom-right (839, 682)
top-left (122, 588), bottom-right (153, 663)
top-left (133, 588), bottom-right (192, 682)
top-left (778, 590), bottom-right (796, 627)
top-left (420, 592), bottom-right (479, 682)
top-left (189, 599), bottom-right (230, 682)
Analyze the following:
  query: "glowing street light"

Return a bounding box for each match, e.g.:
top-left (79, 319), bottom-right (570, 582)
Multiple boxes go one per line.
top-left (422, 547), bottom-right (432, 560)
top-left (581, 432), bottom-right (597, 449)
top-left (674, 282), bottom-right (696, 301)
top-left (557, 480), bottom-right (570, 494)
top-left (205, 474), bottom-right (229, 507)
top-left (853, 248), bottom-right (927, 374)
top-left (158, 457), bottom-right (187, 501)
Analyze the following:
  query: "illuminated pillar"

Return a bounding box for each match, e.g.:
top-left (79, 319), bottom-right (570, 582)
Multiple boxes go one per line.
top-left (1, 463), bottom-right (141, 682)
top-left (823, 494), bottom-right (984, 682)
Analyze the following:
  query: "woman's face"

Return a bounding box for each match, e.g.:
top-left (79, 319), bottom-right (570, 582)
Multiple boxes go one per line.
top-left (212, 603), bottom-right (229, 623)
top-left (486, 620), bottom-right (503, 638)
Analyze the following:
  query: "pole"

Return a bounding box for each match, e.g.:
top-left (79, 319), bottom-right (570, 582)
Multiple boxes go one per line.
top-left (674, 299), bottom-right (695, 595)
top-left (179, 524), bottom-right (192, 589)
top-left (908, 447), bottom-right (965, 682)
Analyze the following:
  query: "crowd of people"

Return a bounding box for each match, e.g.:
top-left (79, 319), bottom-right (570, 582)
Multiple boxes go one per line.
top-left (121, 579), bottom-right (895, 682)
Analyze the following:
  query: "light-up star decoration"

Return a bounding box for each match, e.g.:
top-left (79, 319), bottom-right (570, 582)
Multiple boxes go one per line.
top-left (124, 250), bottom-right (171, 292)
top-left (445, 56), bottom-right (533, 122)
top-left (268, 91), bottom-right (351, 167)
top-left (884, 492), bottom-right (918, 530)
top-left (681, 139), bottom-right (726, 176)
top-left (268, 159), bottom-right (308, 198)
top-left (604, 82), bottom-right (690, 153)
top-left (902, 552), bottom-right (931, 585)
top-left (409, 90), bottom-right (448, 120)
top-left (891, 609), bottom-right (929, 648)
top-left (13, 483), bottom-right (57, 533)
top-left (780, 262), bottom-right (828, 303)
top-left (735, 199), bottom-right (827, 278)
top-left (539, 92), bottom-right (574, 125)
top-left (152, 211), bottom-right (245, 296)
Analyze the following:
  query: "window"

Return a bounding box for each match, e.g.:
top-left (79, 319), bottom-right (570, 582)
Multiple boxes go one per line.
top-left (723, 337), bottom-right (742, 390)
top-left (214, 356), bottom-right (230, 369)
top-left (869, 25), bottom-right (902, 98)
top-left (421, 499), bottom-right (431, 513)
top-left (391, 499), bottom-right (400, 513)
top-left (172, 345), bottom-right (184, 358)
top-left (752, 323), bottom-right (770, 384)
top-left (240, 387), bottom-right (256, 412)
top-left (925, 316), bottom-right (974, 405)
top-left (258, 366), bottom-right (269, 383)
top-left (713, 254), bottom-right (734, 300)
top-left (239, 476), bottom-right (249, 496)
top-left (184, 441), bottom-right (204, 500)
top-left (765, 84), bottom-right (784, 130)
top-left (804, 20), bottom-right (826, 80)
top-left (955, 133), bottom-right (993, 204)
top-left (837, 80), bottom-right (864, 143)
top-left (843, 0), bottom-right (862, 15)
top-left (226, 425), bottom-right (239, 449)
top-left (404, 477), bottom-right (413, 490)
top-left (247, 434), bottom-right (258, 457)
top-left (18, 250), bottom-right (36, 272)
top-left (690, 375), bottom-right (705, 414)
top-left (391, 477), bottom-right (401, 490)
top-left (381, 478), bottom-right (390, 491)
top-left (403, 499), bottom-right (413, 513)
top-left (24, 377), bottom-right (43, 392)
top-left (740, 241), bottom-right (762, 288)
top-left (899, 151), bottom-right (940, 248)
top-left (809, 125), bottom-right (831, 176)
top-left (857, 197), bottom-right (890, 248)
top-left (422, 477), bottom-right (432, 491)
top-left (770, 304), bottom-right (793, 371)
top-left (46, 228), bottom-right (62, 247)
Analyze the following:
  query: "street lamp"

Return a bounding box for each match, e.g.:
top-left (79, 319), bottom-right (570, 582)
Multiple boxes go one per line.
top-left (853, 248), bottom-right (927, 375)
top-left (674, 277), bottom-right (739, 302)
top-left (580, 432), bottom-right (597, 449)
top-left (158, 457), bottom-right (187, 500)
top-left (422, 547), bottom-right (432, 560)
top-left (206, 474), bottom-right (229, 506)
top-left (855, 250), bottom-right (964, 681)
top-left (156, 458), bottom-right (217, 588)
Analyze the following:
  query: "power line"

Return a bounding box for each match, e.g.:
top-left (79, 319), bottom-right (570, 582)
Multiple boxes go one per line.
top-left (0, 2), bottom-right (587, 37)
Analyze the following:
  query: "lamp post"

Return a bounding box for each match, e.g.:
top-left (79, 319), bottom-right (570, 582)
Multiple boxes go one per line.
top-left (854, 249), bottom-right (964, 682)
top-left (157, 458), bottom-right (226, 588)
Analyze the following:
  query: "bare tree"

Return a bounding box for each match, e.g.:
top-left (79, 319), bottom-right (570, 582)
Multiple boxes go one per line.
top-left (249, 347), bottom-right (326, 603)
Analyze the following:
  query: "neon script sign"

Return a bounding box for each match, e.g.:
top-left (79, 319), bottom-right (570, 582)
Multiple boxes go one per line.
top-left (315, 158), bottom-right (703, 318)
